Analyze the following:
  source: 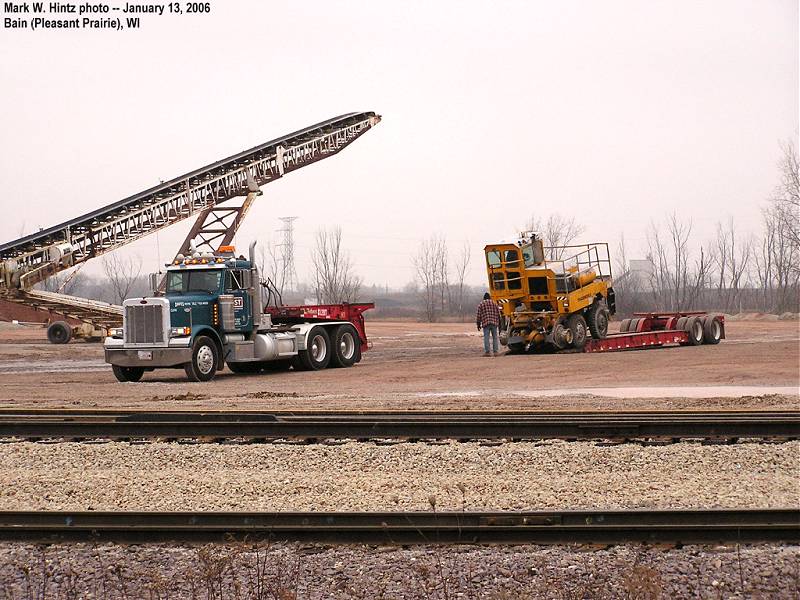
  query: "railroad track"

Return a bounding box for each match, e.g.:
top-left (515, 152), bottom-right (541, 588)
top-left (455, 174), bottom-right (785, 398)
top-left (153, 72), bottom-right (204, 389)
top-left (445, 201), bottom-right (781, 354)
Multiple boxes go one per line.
top-left (0, 509), bottom-right (796, 544)
top-left (0, 410), bottom-right (797, 443)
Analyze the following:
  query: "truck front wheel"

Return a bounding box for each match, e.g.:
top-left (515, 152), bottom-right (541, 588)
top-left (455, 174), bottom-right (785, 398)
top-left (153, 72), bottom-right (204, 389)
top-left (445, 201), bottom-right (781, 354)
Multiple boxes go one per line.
top-left (112, 365), bottom-right (144, 382)
top-left (185, 336), bottom-right (219, 382)
top-left (293, 326), bottom-right (331, 371)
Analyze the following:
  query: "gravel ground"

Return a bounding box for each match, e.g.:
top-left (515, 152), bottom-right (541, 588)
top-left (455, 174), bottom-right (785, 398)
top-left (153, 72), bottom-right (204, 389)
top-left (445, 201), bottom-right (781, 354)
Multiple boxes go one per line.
top-left (0, 541), bottom-right (797, 599)
top-left (1, 440), bottom-right (797, 511)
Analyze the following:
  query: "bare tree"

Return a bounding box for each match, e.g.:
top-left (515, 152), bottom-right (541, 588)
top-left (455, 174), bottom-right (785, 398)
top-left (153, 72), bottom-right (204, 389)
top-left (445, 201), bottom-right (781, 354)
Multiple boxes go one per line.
top-left (413, 236), bottom-right (446, 322)
top-left (754, 205), bottom-right (799, 313)
top-left (435, 236), bottom-right (450, 313)
top-left (524, 213), bottom-right (586, 259)
top-left (771, 141), bottom-right (800, 247)
top-left (40, 269), bottom-right (84, 296)
top-left (102, 254), bottom-right (143, 304)
top-left (312, 226), bottom-right (362, 303)
top-left (255, 239), bottom-right (287, 296)
top-left (645, 214), bottom-right (713, 311)
top-left (453, 241), bottom-right (472, 320)
top-left (713, 219), bottom-right (751, 313)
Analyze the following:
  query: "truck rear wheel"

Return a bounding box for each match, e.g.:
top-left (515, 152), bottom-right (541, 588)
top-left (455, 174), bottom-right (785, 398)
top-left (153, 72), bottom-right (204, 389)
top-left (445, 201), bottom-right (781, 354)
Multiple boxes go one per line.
top-left (293, 326), bottom-right (331, 371)
top-left (112, 365), bottom-right (144, 382)
top-left (185, 335), bottom-right (219, 382)
top-left (567, 314), bottom-right (588, 350)
top-left (330, 325), bottom-right (359, 368)
top-left (47, 321), bottom-right (73, 344)
top-left (586, 300), bottom-right (610, 339)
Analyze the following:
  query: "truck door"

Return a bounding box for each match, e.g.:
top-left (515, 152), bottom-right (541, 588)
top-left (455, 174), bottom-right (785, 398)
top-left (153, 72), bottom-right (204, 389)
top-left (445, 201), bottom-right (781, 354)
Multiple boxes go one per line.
top-left (225, 269), bottom-right (252, 331)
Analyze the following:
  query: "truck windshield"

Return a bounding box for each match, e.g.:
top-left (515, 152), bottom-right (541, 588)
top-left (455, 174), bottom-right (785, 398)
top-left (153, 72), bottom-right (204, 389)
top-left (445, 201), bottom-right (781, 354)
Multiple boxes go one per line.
top-left (165, 271), bottom-right (222, 294)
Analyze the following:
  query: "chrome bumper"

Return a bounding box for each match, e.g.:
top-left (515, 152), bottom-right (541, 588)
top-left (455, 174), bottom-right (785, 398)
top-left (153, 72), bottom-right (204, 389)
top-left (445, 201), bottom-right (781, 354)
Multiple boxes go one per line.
top-left (105, 347), bottom-right (192, 368)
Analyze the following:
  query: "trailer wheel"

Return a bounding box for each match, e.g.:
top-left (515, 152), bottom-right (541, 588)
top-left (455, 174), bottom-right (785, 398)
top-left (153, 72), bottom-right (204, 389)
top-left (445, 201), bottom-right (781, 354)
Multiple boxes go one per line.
top-left (702, 315), bottom-right (722, 345)
top-left (47, 321), bottom-right (73, 344)
top-left (184, 335), bottom-right (219, 381)
top-left (675, 316), bottom-right (688, 332)
top-left (683, 316), bottom-right (704, 346)
top-left (111, 365), bottom-right (144, 382)
top-left (567, 314), bottom-right (588, 350)
top-left (619, 318), bottom-right (631, 333)
top-left (587, 301), bottom-right (610, 339)
top-left (330, 325), bottom-right (359, 368)
top-left (293, 326), bottom-right (331, 371)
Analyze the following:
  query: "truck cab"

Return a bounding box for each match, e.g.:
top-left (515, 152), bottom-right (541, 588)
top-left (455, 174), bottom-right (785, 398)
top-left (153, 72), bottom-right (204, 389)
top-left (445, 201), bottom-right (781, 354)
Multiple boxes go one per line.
top-left (104, 243), bottom-right (372, 382)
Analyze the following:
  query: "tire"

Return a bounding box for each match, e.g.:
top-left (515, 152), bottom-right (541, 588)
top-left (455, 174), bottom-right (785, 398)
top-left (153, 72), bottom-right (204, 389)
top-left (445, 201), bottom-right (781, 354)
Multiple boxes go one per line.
top-left (702, 315), bottom-right (722, 345)
top-left (112, 365), bottom-right (144, 382)
top-left (184, 335), bottom-right (219, 382)
top-left (567, 314), bottom-right (588, 350)
top-left (47, 321), bottom-right (73, 344)
top-left (619, 318), bottom-right (631, 333)
top-left (293, 326), bottom-right (331, 371)
top-left (227, 361), bottom-right (262, 374)
top-left (683, 316), bottom-right (704, 346)
top-left (330, 325), bottom-right (359, 368)
top-left (586, 300), bottom-right (610, 339)
top-left (675, 316), bottom-right (688, 332)
top-left (551, 322), bottom-right (571, 350)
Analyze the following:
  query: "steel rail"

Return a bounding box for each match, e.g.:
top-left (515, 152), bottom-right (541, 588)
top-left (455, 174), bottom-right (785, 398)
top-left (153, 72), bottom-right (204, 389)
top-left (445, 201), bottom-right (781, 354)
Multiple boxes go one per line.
top-left (0, 509), bottom-right (796, 544)
top-left (0, 410), bottom-right (797, 441)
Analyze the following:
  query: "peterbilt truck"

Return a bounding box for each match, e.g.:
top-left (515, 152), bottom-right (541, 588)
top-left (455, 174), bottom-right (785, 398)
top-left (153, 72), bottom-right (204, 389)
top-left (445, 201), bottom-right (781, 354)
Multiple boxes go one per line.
top-left (104, 242), bottom-right (372, 382)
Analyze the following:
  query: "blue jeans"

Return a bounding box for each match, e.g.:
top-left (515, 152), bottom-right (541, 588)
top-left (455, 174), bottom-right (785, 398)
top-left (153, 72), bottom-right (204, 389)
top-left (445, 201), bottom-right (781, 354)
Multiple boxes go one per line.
top-left (482, 324), bottom-right (499, 353)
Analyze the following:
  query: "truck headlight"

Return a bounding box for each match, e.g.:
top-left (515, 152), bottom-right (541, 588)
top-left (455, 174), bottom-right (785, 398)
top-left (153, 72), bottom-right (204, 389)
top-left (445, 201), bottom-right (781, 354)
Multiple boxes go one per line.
top-left (170, 327), bottom-right (191, 337)
top-left (110, 328), bottom-right (123, 338)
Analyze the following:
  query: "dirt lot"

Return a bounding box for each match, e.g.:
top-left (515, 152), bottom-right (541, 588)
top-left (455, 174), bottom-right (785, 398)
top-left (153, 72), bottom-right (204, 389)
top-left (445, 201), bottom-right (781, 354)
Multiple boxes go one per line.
top-left (0, 319), bottom-right (797, 411)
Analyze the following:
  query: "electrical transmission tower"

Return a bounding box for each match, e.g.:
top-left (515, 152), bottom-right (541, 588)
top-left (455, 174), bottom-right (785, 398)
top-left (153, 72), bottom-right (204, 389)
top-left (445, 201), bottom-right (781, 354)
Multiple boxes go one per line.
top-left (277, 216), bottom-right (299, 292)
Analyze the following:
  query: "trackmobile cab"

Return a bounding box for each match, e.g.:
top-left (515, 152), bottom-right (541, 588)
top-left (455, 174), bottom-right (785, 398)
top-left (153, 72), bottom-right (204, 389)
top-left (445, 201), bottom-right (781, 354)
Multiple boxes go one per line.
top-left (104, 242), bottom-right (372, 382)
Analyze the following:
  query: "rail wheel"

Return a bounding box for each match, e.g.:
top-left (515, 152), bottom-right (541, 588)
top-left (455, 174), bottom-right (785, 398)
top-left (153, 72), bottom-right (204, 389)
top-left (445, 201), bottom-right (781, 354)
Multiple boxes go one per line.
top-left (567, 314), bottom-right (588, 350)
top-left (47, 321), bottom-right (73, 344)
top-left (551, 321), bottom-right (572, 351)
top-left (293, 326), bottom-right (331, 371)
top-left (112, 365), bottom-right (144, 382)
top-left (702, 315), bottom-right (722, 344)
top-left (587, 300), bottom-right (610, 339)
top-left (330, 324), bottom-right (360, 368)
top-left (185, 335), bottom-right (219, 382)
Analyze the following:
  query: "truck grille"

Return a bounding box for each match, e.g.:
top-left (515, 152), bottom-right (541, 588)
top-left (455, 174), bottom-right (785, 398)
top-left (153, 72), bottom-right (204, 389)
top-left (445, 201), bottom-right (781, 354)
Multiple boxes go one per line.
top-left (125, 304), bottom-right (165, 344)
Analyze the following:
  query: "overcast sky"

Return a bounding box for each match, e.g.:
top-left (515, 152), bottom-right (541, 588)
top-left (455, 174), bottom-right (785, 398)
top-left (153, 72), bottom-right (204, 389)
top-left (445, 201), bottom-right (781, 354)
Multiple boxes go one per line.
top-left (0, 0), bottom-right (797, 288)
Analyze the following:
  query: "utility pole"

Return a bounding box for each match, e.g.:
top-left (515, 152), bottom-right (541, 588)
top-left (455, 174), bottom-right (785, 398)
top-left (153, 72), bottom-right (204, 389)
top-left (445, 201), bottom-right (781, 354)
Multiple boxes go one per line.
top-left (277, 216), bottom-right (299, 293)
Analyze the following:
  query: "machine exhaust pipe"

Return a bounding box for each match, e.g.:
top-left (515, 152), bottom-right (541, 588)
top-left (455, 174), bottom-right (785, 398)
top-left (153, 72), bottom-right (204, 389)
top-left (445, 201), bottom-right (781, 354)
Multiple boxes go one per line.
top-left (249, 240), bottom-right (257, 265)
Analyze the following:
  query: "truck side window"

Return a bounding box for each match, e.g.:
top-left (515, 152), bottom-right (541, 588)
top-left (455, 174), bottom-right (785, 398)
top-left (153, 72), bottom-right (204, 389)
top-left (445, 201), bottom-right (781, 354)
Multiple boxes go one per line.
top-left (226, 270), bottom-right (244, 291)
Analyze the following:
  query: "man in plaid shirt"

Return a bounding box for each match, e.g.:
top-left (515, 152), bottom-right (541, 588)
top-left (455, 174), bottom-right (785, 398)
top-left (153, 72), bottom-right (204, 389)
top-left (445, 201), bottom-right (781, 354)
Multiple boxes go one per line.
top-left (476, 292), bottom-right (502, 356)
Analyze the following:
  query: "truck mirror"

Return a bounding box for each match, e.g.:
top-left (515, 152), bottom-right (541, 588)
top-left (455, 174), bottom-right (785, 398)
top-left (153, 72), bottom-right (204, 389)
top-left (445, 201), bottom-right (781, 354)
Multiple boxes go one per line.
top-left (149, 272), bottom-right (160, 295)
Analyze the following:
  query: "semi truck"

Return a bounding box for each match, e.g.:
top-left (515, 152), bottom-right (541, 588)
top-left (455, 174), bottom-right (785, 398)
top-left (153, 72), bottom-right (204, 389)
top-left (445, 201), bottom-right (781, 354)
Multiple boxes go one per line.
top-left (104, 242), bottom-right (371, 382)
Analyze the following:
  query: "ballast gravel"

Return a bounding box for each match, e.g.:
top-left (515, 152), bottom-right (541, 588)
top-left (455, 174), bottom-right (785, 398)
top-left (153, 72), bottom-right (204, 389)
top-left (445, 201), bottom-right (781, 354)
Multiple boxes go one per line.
top-left (0, 440), bottom-right (797, 510)
top-left (0, 541), bottom-right (797, 599)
